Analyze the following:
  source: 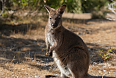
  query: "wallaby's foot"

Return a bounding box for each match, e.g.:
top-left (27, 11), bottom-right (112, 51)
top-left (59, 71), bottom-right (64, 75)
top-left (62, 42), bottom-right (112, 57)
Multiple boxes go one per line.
top-left (61, 73), bottom-right (69, 78)
top-left (46, 52), bottom-right (52, 57)
top-left (45, 75), bottom-right (57, 78)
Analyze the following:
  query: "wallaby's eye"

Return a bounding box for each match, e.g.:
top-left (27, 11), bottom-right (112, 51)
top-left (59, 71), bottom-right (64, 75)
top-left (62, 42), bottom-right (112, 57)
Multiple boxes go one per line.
top-left (50, 18), bottom-right (52, 20)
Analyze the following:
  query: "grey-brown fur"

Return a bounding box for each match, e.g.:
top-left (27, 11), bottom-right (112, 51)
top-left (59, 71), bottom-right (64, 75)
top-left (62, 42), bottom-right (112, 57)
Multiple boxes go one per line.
top-left (44, 5), bottom-right (90, 78)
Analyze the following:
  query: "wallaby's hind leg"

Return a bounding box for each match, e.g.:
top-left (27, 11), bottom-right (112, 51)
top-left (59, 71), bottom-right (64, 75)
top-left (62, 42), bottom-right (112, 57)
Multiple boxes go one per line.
top-left (68, 65), bottom-right (82, 78)
top-left (66, 49), bottom-right (89, 78)
top-left (67, 60), bottom-right (88, 78)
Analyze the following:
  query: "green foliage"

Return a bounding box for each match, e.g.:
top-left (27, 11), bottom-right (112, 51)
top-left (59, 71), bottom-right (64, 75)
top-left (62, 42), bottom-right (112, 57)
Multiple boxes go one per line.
top-left (95, 48), bottom-right (114, 61)
top-left (62, 0), bottom-right (82, 13)
top-left (7, 0), bottom-right (44, 10)
top-left (2, 11), bottom-right (9, 18)
top-left (44, 0), bottom-right (82, 13)
top-left (45, 0), bottom-right (61, 9)
top-left (1, 0), bottom-right (112, 18)
top-left (82, 0), bottom-right (109, 19)
top-left (5, 0), bottom-right (82, 13)
top-left (82, 0), bottom-right (109, 13)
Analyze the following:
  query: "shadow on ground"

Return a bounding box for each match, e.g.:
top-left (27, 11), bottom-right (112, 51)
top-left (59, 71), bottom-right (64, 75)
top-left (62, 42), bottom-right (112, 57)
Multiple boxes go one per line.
top-left (62, 17), bottom-right (111, 24)
top-left (0, 23), bottom-right (45, 36)
top-left (0, 36), bottom-right (48, 63)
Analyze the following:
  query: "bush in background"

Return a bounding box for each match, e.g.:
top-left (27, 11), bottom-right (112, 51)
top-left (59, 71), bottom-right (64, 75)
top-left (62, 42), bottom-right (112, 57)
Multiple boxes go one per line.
top-left (82, 0), bottom-right (109, 19)
top-left (0, 0), bottom-right (112, 19)
top-left (2, 0), bottom-right (82, 13)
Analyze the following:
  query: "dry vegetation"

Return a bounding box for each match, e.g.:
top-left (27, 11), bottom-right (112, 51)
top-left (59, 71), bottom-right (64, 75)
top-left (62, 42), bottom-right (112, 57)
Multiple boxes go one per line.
top-left (0, 11), bottom-right (116, 78)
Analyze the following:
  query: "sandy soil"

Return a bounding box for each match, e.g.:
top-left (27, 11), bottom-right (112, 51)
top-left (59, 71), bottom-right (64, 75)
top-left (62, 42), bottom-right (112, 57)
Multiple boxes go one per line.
top-left (0, 12), bottom-right (116, 78)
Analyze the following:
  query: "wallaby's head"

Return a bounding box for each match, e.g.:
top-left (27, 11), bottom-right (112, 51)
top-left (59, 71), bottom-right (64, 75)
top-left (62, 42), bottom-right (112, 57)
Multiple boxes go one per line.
top-left (44, 5), bottom-right (66, 28)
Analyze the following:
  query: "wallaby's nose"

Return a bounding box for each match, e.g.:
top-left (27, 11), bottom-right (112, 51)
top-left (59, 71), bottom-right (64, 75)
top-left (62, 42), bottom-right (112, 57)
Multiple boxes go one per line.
top-left (52, 23), bottom-right (57, 27)
top-left (52, 24), bottom-right (54, 26)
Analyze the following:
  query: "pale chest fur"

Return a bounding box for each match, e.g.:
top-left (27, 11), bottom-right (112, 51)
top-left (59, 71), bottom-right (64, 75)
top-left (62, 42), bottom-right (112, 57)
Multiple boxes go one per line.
top-left (47, 32), bottom-right (55, 46)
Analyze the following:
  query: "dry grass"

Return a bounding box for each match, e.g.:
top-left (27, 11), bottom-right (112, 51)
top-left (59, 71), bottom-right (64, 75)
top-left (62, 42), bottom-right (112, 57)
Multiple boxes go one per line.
top-left (0, 11), bottom-right (116, 78)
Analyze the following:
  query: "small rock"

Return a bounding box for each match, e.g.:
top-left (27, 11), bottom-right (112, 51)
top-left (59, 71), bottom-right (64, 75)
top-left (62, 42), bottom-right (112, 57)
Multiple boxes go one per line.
top-left (89, 67), bottom-right (91, 70)
top-left (98, 70), bottom-right (102, 73)
top-left (26, 73), bottom-right (28, 75)
top-left (93, 62), bottom-right (97, 65)
top-left (103, 70), bottom-right (106, 72)
top-left (21, 68), bottom-right (25, 70)
top-left (35, 75), bottom-right (40, 77)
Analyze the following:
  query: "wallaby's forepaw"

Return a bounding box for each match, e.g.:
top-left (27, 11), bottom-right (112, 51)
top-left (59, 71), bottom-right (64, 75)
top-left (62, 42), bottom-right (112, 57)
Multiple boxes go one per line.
top-left (48, 50), bottom-right (53, 57)
top-left (46, 50), bottom-right (52, 57)
top-left (48, 52), bottom-right (52, 57)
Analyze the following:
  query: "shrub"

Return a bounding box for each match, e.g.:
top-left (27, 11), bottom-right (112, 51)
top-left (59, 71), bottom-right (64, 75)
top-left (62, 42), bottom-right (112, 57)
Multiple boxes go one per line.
top-left (95, 47), bottom-right (115, 61)
top-left (82, 0), bottom-right (109, 19)
top-left (91, 10), bottom-right (107, 19)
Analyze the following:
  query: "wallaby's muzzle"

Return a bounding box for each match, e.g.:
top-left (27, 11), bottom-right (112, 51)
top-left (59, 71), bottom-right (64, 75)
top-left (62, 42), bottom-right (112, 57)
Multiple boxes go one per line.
top-left (50, 16), bottom-right (61, 28)
top-left (52, 23), bottom-right (58, 28)
top-left (51, 20), bottom-right (59, 28)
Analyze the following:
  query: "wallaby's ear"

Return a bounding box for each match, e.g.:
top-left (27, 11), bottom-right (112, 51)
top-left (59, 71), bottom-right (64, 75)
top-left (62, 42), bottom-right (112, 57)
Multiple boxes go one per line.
top-left (58, 5), bottom-right (66, 14)
top-left (44, 5), bottom-right (51, 13)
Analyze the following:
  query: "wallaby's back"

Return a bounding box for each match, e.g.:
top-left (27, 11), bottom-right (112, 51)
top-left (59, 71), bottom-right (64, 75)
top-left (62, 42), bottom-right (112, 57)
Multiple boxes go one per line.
top-left (54, 28), bottom-right (90, 77)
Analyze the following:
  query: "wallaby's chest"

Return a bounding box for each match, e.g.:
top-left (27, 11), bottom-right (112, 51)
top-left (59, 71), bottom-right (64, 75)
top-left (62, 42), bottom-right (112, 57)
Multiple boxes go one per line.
top-left (47, 32), bottom-right (56, 46)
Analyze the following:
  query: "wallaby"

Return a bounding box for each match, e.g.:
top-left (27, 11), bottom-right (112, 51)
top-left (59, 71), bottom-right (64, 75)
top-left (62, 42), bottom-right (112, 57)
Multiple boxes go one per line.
top-left (44, 5), bottom-right (90, 78)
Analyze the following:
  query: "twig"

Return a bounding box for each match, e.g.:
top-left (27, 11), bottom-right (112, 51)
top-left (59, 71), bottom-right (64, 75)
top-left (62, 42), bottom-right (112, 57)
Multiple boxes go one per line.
top-left (0, 0), bottom-right (6, 15)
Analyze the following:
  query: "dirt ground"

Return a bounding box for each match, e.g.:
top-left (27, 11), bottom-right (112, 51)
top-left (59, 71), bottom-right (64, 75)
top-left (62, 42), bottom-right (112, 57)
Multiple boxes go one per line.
top-left (0, 12), bottom-right (116, 78)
